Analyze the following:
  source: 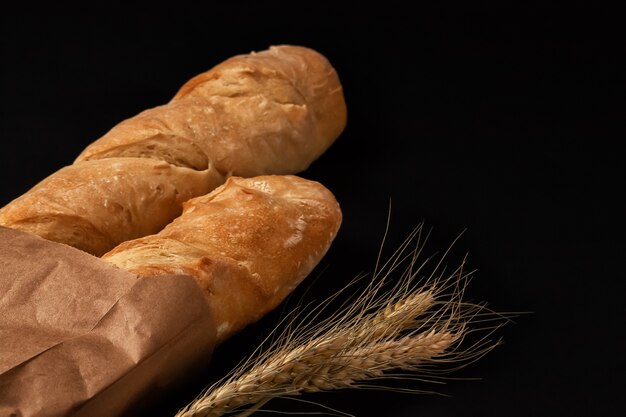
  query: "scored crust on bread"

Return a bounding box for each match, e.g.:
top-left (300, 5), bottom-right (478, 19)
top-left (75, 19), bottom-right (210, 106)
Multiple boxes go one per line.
top-left (0, 159), bottom-right (224, 256)
top-left (76, 45), bottom-right (347, 177)
top-left (102, 175), bottom-right (342, 343)
top-left (0, 46), bottom-right (346, 255)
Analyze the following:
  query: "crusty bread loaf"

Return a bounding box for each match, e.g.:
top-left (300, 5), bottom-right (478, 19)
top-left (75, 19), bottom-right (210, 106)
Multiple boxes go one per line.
top-left (0, 159), bottom-right (224, 255)
top-left (77, 45), bottom-right (346, 177)
top-left (102, 175), bottom-right (342, 343)
top-left (0, 45), bottom-right (346, 255)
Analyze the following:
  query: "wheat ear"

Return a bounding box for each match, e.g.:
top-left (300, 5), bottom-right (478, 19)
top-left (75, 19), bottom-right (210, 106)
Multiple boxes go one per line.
top-left (176, 225), bottom-right (505, 417)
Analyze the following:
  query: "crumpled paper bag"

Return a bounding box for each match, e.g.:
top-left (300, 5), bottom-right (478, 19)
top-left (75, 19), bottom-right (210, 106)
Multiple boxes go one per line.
top-left (0, 226), bottom-right (216, 417)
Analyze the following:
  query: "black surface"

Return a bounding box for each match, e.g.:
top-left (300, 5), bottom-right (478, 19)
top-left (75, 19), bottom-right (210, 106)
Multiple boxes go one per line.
top-left (1, 6), bottom-right (623, 417)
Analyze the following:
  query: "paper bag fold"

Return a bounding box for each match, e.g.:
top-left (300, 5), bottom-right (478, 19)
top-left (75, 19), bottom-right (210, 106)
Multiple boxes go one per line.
top-left (0, 227), bottom-right (216, 417)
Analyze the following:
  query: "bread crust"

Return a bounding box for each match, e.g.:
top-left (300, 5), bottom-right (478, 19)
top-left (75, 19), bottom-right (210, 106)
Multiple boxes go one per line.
top-left (103, 175), bottom-right (342, 342)
top-left (76, 45), bottom-right (347, 177)
top-left (0, 46), bottom-right (346, 254)
top-left (0, 159), bottom-right (223, 255)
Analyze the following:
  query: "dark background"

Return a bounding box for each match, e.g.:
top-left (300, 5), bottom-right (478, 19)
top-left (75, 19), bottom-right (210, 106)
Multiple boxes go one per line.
top-left (1, 5), bottom-right (623, 417)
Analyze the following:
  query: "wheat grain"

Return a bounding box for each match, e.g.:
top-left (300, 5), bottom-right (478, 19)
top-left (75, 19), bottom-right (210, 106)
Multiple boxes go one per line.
top-left (356, 290), bottom-right (435, 340)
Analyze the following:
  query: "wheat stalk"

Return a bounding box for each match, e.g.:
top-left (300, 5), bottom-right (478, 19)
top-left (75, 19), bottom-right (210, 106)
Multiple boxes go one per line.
top-left (176, 225), bottom-right (505, 417)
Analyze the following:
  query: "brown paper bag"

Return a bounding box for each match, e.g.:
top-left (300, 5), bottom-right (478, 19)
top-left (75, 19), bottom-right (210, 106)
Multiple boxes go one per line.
top-left (0, 226), bottom-right (216, 417)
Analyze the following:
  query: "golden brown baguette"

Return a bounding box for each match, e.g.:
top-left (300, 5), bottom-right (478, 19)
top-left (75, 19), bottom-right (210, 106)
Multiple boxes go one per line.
top-left (0, 46), bottom-right (346, 255)
top-left (102, 175), bottom-right (342, 343)
top-left (0, 159), bottom-right (223, 256)
top-left (77, 45), bottom-right (346, 176)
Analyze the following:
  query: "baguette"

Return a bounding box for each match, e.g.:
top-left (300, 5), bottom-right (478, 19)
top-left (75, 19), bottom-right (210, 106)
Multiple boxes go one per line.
top-left (102, 175), bottom-right (342, 343)
top-left (77, 45), bottom-right (346, 176)
top-left (0, 159), bottom-right (223, 256)
top-left (0, 46), bottom-right (346, 255)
